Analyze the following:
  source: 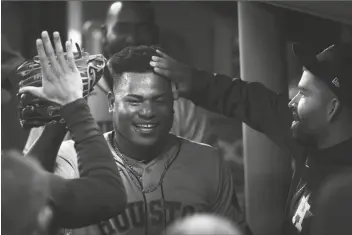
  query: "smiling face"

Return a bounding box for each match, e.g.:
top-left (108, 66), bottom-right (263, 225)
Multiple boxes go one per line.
top-left (288, 69), bottom-right (337, 146)
top-left (109, 71), bottom-right (174, 148)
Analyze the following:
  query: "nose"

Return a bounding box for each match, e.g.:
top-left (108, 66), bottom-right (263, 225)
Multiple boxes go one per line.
top-left (138, 102), bottom-right (155, 119)
top-left (288, 94), bottom-right (298, 109)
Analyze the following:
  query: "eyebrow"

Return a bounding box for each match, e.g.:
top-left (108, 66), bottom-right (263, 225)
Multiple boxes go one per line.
top-left (125, 94), bottom-right (143, 99)
top-left (297, 85), bottom-right (309, 92)
top-left (125, 93), bottom-right (168, 99)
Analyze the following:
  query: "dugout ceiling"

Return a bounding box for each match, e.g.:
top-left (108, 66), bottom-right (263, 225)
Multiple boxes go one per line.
top-left (267, 1), bottom-right (352, 26)
top-left (202, 1), bottom-right (347, 52)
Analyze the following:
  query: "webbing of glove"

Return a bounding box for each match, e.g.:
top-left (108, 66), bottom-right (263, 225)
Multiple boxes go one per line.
top-left (16, 44), bottom-right (107, 129)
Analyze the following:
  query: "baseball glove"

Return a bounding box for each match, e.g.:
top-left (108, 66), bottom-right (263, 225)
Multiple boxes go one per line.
top-left (16, 44), bottom-right (107, 129)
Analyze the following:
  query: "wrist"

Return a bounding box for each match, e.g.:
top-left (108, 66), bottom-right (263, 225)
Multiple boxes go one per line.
top-left (60, 94), bottom-right (83, 106)
top-left (182, 68), bottom-right (199, 98)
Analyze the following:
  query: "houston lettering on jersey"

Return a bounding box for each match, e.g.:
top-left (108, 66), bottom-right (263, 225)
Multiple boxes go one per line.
top-left (57, 133), bottom-right (239, 235)
top-left (98, 199), bottom-right (198, 235)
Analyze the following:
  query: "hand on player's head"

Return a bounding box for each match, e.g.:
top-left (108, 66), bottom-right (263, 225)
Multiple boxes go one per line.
top-left (19, 31), bottom-right (83, 106)
top-left (150, 50), bottom-right (193, 97)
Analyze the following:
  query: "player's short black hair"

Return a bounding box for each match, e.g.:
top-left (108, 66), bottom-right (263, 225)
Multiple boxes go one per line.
top-left (107, 45), bottom-right (165, 91)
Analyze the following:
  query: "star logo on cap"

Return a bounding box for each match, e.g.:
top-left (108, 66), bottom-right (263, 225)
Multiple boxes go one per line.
top-left (332, 77), bottom-right (340, 88)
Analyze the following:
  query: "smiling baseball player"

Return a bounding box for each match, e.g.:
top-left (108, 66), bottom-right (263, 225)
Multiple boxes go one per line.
top-left (28, 45), bottom-right (249, 235)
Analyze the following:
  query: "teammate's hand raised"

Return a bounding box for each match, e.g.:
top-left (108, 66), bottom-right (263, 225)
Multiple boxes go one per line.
top-left (19, 31), bottom-right (83, 106)
top-left (150, 50), bottom-right (193, 98)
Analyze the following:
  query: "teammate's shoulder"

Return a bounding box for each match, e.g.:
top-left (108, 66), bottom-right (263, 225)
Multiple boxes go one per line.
top-left (173, 135), bottom-right (220, 162)
top-left (171, 135), bottom-right (224, 179)
top-left (176, 135), bottom-right (217, 151)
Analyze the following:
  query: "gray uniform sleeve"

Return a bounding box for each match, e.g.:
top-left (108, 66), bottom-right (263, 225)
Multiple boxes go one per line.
top-left (54, 140), bottom-right (79, 179)
top-left (210, 153), bottom-right (251, 234)
top-left (171, 97), bottom-right (212, 144)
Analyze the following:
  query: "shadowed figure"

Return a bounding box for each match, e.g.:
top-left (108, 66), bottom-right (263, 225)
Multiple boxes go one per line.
top-left (2, 151), bottom-right (52, 235)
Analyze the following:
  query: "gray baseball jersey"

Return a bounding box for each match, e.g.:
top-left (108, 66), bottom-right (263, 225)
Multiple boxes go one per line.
top-left (55, 132), bottom-right (244, 235)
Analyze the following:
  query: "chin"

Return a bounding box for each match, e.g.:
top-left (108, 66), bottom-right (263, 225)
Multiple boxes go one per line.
top-left (133, 136), bottom-right (160, 148)
top-left (291, 124), bottom-right (317, 147)
top-left (138, 139), bottom-right (159, 148)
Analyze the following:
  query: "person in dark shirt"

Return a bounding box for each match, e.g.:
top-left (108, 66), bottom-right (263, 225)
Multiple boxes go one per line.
top-left (15, 31), bottom-right (127, 230)
top-left (309, 171), bottom-right (352, 235)
top-left (149, 43), bottom-right (352, 235)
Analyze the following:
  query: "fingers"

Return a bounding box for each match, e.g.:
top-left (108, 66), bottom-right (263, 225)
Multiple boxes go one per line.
top-left (156, 49), bottom-right (171, 59)
top-left (36, 39), bottom-right (52, 78)
top-left (41, 31), bottom-right (62, 74)
top-left (153, 67), bottom-right (172, 78)
top-left (53, 32), bottom-right (69, 71)
top-left (151, 56), bottom-right (163, 62)
top-left (150, 57), bottom-right (169, 70)
top-left (18, 86), bottom-right (44, 99)
top-left (65, 41), bottom-right (78, 72)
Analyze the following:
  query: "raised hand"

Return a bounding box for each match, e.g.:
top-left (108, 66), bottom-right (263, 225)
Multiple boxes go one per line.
top-left (19, 31), bottom-right (83, 106)
top-left (150, 50), bottom-right (193, 97)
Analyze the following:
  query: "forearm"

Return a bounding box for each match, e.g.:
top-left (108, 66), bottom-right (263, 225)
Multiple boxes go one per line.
top-left (189, 69), bottom-right (296, 152)
top-left (25, 124), bottom-right (67, 172)
top-left (49, 99), bottom-right (126, 228)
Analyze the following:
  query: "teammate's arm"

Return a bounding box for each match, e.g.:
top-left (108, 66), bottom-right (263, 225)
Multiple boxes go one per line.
top-left (151, 52), bottom-right (297, 154)
top-left (45, 98), bottom-right (126, 229)
top-left (19, 31), bottom-right (127, 228)
top-left (189, 71), bottom-right (295, 154)
top-left (24, 124), bottom-right (67, 172)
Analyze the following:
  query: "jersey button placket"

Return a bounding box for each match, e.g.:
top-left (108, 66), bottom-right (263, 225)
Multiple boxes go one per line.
top-left (142, 167), bottom-right (155, 192)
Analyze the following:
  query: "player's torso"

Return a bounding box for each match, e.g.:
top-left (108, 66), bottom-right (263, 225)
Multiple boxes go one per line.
top-left (73, 133), bottom-right (216, 235)
top-left (288, 157), bottom-right (352, 235)
top-left (289, 178), bottom-right (315, 235)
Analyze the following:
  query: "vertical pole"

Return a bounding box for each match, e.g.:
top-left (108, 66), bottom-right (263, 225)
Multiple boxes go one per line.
top-left (67, 1), bottom-right (83, 48)
top-left (238, 2), bottom-right (292, 235)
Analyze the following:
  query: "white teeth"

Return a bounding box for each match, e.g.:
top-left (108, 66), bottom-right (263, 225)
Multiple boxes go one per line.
top-left (135, 124), bottom-right (156, 128)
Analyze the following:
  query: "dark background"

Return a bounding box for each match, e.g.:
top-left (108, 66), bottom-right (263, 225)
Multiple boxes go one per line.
top-left (1, 1), bottom-right (343, 150)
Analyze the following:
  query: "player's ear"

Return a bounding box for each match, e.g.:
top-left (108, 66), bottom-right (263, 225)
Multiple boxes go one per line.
top-left (327, 97), bottom-right (340, 122)
top-left (107, 92), bottom-right (115, 113)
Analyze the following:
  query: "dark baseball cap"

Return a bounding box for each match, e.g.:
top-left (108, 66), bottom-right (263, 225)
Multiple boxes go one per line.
top-left (292, 42), bottom-right (352, 106)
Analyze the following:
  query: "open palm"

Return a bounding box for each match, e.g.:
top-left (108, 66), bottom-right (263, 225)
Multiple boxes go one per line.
top-left (19, 31), bottom-right (83, 106)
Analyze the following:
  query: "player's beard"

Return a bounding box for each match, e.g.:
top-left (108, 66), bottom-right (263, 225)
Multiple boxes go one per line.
top-left (291, 112), bottom-right (317, 148)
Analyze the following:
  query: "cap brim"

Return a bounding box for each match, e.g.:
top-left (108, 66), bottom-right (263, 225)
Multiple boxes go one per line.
top-left (292, 43), bottom-right (328, 79)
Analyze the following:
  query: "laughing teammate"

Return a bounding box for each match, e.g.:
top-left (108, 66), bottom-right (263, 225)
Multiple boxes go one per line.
top-left (150, 43), bottom-right (352, 235)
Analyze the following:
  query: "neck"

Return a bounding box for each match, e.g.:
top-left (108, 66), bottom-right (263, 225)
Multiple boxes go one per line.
top-left (317, 122), bottom-right (352, 149)
top-left (113, 131), bottom-right (169, 163)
